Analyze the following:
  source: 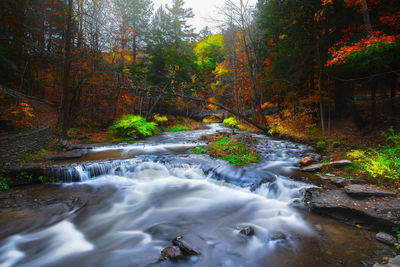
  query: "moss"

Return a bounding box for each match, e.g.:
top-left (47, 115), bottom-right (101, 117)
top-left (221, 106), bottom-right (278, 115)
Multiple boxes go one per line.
top-left (192, 136), bottom-right (261, 166)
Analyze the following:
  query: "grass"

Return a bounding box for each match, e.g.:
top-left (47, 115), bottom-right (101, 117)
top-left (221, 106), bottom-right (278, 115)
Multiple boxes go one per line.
top-left (166, 125), bottom-right (192, 132)
top-left (191, 146), bottom-right (207, 154)
top-left (192, 135), bottom-right (261, 166)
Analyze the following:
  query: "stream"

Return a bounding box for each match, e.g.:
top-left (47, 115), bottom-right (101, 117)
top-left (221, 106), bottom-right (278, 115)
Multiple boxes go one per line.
top-left (0, 124), bottom-right (390, 266)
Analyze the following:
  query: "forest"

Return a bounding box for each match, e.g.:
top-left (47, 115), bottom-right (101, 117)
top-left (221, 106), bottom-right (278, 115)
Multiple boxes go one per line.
top-left (1, 0), bottom-right (399, 182)
top-left (0, 0), bottom-right (400, 265)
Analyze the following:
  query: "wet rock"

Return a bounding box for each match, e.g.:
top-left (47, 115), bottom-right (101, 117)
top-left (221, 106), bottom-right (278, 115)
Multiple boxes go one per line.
top-left (270, 231), bottom-right (287, 241)
top-left (172, 237), bottom-right (200, 256)
top-left (376, 232), bottom-right (398, 245)
top-left (300, 156), bottom-right (314, 166)
top-left (159, 246), bottom-right (184, 261)
top-left (345, 185), bottom-right (397, 198)
top-left (304, 187), bottom-right (400, 229)
top-left (300, 164), bottom-right (324, 172)
top-left (238, 226), bottom-right (255, 236)
top-left (43, 150), bottom-right (87, 160)
top-left (373, 255), bottom-right (400, 267)
top-left (300, 160), bottom-right (352, 172)
top-left (329, 177), bottom-right (350, 187)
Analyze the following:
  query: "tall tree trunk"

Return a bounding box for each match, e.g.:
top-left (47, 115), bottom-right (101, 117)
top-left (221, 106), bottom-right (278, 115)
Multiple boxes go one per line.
top-left (361, 0), bottom-right (372, 35)
top-left (60, 0), bottom-right (74, 143)
top-left (371, 80), bottom-right (376, 125)
top-left (390, 74), bottom-right (398, 118)
top-left (317, 44), bottom-right (325, 135)
top-left (334, 80), bottom-right (347, 119)
top-left (133, 34), bottom-right (137, 64)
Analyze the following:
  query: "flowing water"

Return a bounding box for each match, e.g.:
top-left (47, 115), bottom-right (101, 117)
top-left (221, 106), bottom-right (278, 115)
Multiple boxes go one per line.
top-left (0, 124), bottom-right (389, 266)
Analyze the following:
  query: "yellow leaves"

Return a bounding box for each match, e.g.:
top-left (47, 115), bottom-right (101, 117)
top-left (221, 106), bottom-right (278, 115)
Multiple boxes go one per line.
top-left (278, 34), bottom-right (287, 40)
top-left (3, 102), bottom-right (35, 130)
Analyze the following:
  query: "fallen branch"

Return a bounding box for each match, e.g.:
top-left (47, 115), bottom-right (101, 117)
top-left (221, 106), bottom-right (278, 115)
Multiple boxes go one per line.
top-left (164, 92), bottom-right (269, 134)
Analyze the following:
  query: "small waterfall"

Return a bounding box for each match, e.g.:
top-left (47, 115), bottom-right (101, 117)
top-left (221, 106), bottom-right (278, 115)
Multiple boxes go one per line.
top-left (44, 159), bottom-right (141, 183)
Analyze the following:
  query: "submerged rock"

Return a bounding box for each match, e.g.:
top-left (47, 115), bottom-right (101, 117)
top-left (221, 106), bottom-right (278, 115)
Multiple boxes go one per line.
top-left (238, 226), bottom-right (255, 236)
top-left (172, 237), bottom-right (200, 256)
top-left (345, 185), bottom-right (397, 198)
top-left (159, 246), bottom-right (184, 261)
top-left (376, 232), bottom-right (398, 245)
top-left (270, 231), bottom-right (287, 241)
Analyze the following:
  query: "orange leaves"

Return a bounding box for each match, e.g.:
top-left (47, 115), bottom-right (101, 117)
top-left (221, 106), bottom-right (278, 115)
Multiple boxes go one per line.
top-left (128, 28), bottom-right (137, 36)
top-left (2, 102), bottom-right (35, 129)
top-left (326, 31), bottom-right (399, 67)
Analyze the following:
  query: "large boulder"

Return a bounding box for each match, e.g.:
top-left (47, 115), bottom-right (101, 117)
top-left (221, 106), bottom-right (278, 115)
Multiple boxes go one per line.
top-left (305, 187), bottom-right (400, 229)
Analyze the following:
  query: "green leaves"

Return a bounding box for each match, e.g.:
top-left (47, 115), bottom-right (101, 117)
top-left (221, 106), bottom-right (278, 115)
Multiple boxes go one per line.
top-left (108, 115), bottom-right (159, 140)
top-left (223, 117), bottom-right (238, 128)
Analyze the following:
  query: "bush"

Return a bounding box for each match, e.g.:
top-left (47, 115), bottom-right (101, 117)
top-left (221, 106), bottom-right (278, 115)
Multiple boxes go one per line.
top-left (108, 115), bottom-right (158, 140)
top-left (153, 114), bottom-right (168, 124)
top-left (223, 117), bottom-right (238, 128)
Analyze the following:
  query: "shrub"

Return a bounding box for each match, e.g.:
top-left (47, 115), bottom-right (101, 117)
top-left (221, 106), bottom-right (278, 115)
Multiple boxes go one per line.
top-left (0, 175), bottom-right (10, 190)
top-left (223, 117), bottom-right (238, 128)
top-left (153, 114), bottom-right (168, 124)
top-left (108, 115), bottom-right (158, 140)
top-left (316, 141), bottom-right (329, 152)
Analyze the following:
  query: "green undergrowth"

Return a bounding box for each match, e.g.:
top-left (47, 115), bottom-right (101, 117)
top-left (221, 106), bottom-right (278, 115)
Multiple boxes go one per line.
top-left (166, 125), bottom-right (192, 132)
top-left (191, 136), bottom-right (261, 166)
top-left (108, 115), bottom-right (159, 141)
top-left (0, 172), bottom-right (59, 190)
top-left (305, 124), bottom-right (343, 153)
top-left (153, 114), bottom-right (168, 124)
top-left (347, 127), bottom-right (400, 185)
top-left (223, 117), bottom-right (255, 132)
